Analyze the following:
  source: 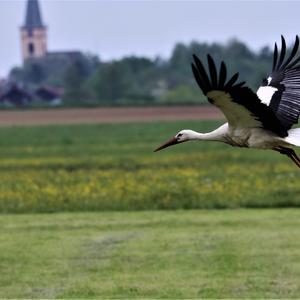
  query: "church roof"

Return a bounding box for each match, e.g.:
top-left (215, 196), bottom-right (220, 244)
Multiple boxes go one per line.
top-left (23, 0), bottom-right (45, 29)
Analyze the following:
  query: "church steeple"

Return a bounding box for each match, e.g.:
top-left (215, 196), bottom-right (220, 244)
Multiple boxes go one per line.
top-left (20, 0), bottom-right (47, 61)
top-left (24, 0), bottom-right (44, 29)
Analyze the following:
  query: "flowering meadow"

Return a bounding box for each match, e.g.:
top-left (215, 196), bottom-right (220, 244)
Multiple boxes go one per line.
top-left (0, 120), bottom-right (299, 213)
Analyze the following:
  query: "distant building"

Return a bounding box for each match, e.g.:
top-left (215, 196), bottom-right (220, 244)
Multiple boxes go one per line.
top-left (35, 85), bottom-right (63, 106)
top-left (20, 0), bottom-right (47, 61)
top-left (0, 83), bottom-right (32, 106)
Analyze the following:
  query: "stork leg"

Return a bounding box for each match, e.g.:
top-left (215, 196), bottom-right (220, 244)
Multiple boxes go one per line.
top-left (274, 147), bottom-right (300, 168)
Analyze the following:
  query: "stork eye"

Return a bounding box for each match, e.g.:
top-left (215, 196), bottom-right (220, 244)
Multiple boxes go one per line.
top-left (177, 133), bottom-right (183, 138)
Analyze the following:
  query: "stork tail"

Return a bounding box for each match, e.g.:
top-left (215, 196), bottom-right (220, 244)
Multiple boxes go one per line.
top-left (284, 128), bottom-right (300, 147)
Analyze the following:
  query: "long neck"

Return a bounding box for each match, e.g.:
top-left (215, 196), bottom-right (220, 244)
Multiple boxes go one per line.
top-left (188, 123), bottom-right (228, 142)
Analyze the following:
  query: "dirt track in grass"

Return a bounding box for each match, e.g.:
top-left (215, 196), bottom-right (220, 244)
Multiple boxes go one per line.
top-left (0, 106), bottom-right (223, 126)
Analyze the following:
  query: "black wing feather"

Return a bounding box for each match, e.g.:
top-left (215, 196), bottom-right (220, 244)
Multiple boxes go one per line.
top-left (280, 36), bottom-right (299, 70)
top-left (219, 61), bottom-right (227, 87)
top-left (262, 36), bottom-right (300, 130)
top-left (272, 43), bottom-right (278, 72)
top-left (224, 73), bottom-right (239, 89)
top-left (207, 54), bottom-right (218, 87)
top-left (191, 64), bottom-right (206, 93)
top-left (192, 55), bottom-right (210, 93)
top-left (275, 35), bottom-right (286, 71)
top-left (286, 56), bottom-right (300, 70)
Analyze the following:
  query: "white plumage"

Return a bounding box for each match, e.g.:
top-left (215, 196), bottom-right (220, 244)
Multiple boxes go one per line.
top-left (257, 86), bottom-right (278, 105)
top-left (155, 36), bottom-right (300, 168)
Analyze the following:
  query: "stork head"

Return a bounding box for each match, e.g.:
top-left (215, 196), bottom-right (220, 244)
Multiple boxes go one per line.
top-left (154, 129), bottom-right (193, 152)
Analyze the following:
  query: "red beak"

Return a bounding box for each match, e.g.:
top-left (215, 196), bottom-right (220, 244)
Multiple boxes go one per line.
top-left (154, 137), bottom-right (179, 152)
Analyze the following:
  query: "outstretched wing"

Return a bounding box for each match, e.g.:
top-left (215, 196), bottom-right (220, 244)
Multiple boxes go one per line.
top-left (191, 54), bottom-right (288, 137)
top-left (257, 35), bottom-right (300, 130)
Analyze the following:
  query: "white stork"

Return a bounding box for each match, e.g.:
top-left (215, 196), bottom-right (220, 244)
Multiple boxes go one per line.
top-left (155, 36), bottom-right (300, 168)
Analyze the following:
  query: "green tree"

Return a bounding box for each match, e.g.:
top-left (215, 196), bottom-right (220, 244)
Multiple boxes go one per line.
top-left (63, 60), bottom-right (87, 105)
top-left (159, 85), bottom-right (205, 105)
top-left (88, 56), bottom-right (156, 104)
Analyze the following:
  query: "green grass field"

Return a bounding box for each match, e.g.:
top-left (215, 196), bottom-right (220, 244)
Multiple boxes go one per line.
top-left (1, 120), bottom-right (300, 298)
top-left (0, 120), bottom-right (299, 212)
top-left (1, 209), bottom-right (300, 298)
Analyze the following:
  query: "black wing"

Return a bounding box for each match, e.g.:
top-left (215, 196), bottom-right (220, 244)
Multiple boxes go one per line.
top-left (257, 35), bottom-right (300, 130)
top-left (192, 54), bottom-right (288, 137)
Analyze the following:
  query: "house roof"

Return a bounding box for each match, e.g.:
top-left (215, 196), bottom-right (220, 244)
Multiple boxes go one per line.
top-left (0, 84), bottom-right (32, 106)
top-left (35, 85), bottom-right (64, 101)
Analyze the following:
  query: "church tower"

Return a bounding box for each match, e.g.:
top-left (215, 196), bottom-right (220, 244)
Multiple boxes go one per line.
top-left (20, 0), bottom-right (47, 61)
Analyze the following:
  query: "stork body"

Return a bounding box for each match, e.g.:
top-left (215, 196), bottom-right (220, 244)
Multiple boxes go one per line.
top-left (155, 36), bottom-right (300, 168)
top-left (174, 124), bottom-right (289, 149)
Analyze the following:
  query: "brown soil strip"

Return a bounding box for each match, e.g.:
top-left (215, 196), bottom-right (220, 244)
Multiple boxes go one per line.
top-left (0, 106), bottom-right (223, 127)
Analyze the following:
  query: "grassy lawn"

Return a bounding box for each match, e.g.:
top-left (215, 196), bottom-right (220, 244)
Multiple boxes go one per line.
top-left (1, 209), bottom-right (300, 298)
top-left (0, 120), bottom-right (299, 212)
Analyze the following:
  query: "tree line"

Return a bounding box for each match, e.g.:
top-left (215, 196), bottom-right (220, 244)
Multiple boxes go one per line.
top-left (9, 38), bottom-right (275, 106)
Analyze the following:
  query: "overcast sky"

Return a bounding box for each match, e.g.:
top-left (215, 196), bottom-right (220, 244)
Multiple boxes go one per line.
top-left (0, 0), bottom-right (300, 77)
